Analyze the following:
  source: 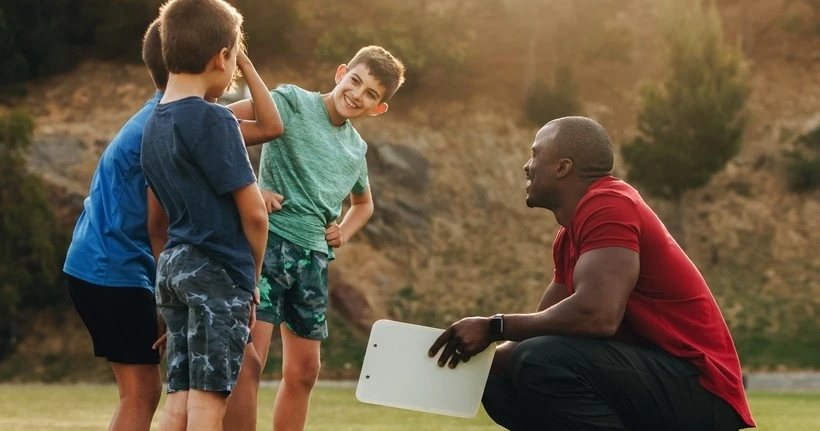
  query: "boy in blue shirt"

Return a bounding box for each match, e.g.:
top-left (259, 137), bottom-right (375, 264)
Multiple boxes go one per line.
top-left (63, 19), bottom-right (168, 431)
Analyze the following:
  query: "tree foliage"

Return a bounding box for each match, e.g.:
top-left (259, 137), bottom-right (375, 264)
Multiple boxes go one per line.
top-left (621, 0), bottom-right (750, 200)
top-left (0, 111), bottom-right (66, 320)
top-left (784, 126), bottom-right (820, 193)
top-left (524, 64), bottom-right (582, 126)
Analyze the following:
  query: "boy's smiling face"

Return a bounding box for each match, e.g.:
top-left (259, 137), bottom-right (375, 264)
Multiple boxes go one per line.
top-left (331, 64), bottom-right (389, 120)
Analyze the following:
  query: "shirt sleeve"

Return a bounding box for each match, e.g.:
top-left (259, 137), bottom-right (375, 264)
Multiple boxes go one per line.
top-left (351, 158), bottom-right (369, 195)
top-left (271, 85), bottom-right (297, 127)
top-left (574, 192), bottom-right (641, 255)
top-left (192, 117), bottom-right (257, 195)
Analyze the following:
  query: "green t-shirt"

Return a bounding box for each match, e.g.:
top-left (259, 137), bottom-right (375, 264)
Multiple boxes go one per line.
top-left (259, 84), bottom-right (369, 258)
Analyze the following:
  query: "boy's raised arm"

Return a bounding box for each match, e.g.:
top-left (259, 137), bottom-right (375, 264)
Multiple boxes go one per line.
top-left (231, 51), bottom-right (283, 146)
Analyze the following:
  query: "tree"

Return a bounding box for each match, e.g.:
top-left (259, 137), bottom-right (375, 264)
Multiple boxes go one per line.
top-left (621, 0), bottom-right (750, 242)
top-left (0, 111), bottom-right (66, 357)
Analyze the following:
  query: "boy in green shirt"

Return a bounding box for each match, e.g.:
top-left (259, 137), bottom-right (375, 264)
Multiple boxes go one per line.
top-left (227, 45), bottom-right (405, 430)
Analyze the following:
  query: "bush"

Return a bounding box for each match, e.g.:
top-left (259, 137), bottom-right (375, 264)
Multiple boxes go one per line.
top-left (0, 112), bottom-right (66, 322)
top-left (621, 0), bottom-right (750, 201)
top-left (232, 0), bottom-right (298, 59)
top-left (524, 64), bottom-right (582, 126)
top-left (784, 126), bottom-right (820, 192)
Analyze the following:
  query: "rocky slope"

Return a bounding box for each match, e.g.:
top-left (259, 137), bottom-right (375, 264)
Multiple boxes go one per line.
top-left (6, 0), bottom-right (820, 374)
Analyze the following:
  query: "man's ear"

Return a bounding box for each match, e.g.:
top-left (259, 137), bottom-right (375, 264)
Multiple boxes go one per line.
top-left (368, 103), bottom-right (388, 117)
top-left (213, 47), bottom-right (229, 71)
top-left (556, 158), bottom-right (573, 179)
top-left (335, 64), bottom-right (348, 84)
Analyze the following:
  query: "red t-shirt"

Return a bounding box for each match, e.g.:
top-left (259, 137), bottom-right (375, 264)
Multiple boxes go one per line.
top-left (552, 176), bottom-right (754, 427)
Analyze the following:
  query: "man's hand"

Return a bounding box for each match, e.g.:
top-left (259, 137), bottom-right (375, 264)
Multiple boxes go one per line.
top-left (152, 310), bottom-right (168, 356)
top-left (428, 317), bottom-right (492, 369)
top-left (260, 189), bottom-right (284, 213)
top-left (325, 221), bottom-right (346, 248)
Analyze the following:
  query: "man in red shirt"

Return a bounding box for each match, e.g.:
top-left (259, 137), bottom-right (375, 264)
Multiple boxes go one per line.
top-left (429, 116), bottom-right (755, 430)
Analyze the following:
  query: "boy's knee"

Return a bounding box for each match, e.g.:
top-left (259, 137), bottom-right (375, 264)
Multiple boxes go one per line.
top-left (284, 360), bottom-right (321, 390)
top-left (242, 348), bottom-right (264, 381)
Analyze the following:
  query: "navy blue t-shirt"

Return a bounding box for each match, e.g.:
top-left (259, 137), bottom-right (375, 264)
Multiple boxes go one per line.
top-left (141, 97), bottom-right (257, 293)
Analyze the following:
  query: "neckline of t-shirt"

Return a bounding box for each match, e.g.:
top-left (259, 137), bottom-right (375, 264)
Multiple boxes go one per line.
top-left (314, 91), bottom-right (351, 132)
top-left (156, 96), bottom-right (204, 107)
top-left (568, 175), bottom-right (619, 228)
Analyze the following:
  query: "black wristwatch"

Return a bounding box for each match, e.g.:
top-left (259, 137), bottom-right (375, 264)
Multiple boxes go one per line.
top-left (489, 314), bottom-right (504, 341)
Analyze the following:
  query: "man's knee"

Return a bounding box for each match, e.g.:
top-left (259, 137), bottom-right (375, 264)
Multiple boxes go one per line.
top-left (482, 375), bottom-right (512, 418)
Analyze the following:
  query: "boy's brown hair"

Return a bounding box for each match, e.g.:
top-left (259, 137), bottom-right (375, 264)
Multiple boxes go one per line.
top-left (141, 18), bottom-right (168, 90)
top-left (158, 0), bottom-right (244, 74)
top-left (347, 46), bottom-right (406, 102)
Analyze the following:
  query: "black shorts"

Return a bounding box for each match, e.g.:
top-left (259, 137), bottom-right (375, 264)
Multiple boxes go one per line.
top-left (66, 274), bottom-right (160, 365)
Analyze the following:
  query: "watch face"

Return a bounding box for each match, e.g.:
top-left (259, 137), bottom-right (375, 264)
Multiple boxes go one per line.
top-left (490, 317), bottom-right (503, 335)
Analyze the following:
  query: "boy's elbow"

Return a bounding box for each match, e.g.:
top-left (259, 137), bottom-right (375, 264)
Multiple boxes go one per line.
top-left (261, 121), bottom-right (284, 141)
top-left (251, 206), bottom-right (269, 231)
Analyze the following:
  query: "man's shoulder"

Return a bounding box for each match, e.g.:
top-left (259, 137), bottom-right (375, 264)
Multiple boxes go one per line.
top-left (583, 177), bottom-right (643, 208)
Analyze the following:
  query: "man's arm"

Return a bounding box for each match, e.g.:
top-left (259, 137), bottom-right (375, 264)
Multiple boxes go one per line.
top-left (491, 281), bottom-right (569, 374)
top-left (430, 247), bottom-right (638, 368)
top-left (146, 187), bottom-right (168, 262)
top-left (228, 52), bottom-right (283, 146)
top-left (502, 247), bottom-right (637, 340)
top-left (231, 183), bottom-right (269, 284)
top-left (326, 187), bottom-right (374, 248)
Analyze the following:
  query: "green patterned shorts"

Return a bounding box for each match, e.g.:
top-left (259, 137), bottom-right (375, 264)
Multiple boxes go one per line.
top-left (257, 231), bottom-right (329, 340)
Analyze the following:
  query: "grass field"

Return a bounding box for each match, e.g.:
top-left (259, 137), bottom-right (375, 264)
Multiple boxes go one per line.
top-left (0, 384), bottom-right (818, 430)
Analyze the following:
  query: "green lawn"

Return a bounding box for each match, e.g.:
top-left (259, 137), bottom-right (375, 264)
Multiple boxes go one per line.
top-left (0, 384), bottom-right (816, 430)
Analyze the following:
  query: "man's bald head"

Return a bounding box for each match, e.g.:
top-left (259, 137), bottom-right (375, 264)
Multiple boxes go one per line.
top-left (540, 116), bottom-right (614, 182)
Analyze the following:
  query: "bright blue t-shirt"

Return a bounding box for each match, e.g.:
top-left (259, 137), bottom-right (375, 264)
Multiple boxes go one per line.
top-left (141, 97), bottom-right (258, 293)
top-left (63, 92), bottom-right (163, 290)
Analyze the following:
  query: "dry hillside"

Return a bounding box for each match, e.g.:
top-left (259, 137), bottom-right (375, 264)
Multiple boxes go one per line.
top-left (6, 0), bottom-right (819, 377)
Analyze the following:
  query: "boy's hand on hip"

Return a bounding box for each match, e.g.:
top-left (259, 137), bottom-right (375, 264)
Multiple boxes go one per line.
top-left (152, 310), bottom-right (168, 356)
top-left (325, 221), bottom-right (346, 248)
top-left (249, 302), bottom-right (257, 332)
top-left (260, 189), bottom-right (284, 213)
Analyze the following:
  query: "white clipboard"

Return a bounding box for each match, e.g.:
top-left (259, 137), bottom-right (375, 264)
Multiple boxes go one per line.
top-left (355, 319), bottom-right (496, 418)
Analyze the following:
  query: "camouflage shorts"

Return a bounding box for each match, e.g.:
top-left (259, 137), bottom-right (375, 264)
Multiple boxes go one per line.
top-left (155, 244), bottom-right (252, 394)
top-left (257, 232), bottom-right (329, 340)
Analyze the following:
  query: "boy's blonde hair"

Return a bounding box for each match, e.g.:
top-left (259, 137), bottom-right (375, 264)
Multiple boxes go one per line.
top-left (347, 46), bottom-right (406, 102)
top-left (141, 18), bottom-right (168, 90)
top-left (159, 0), bottom-right (244, 74)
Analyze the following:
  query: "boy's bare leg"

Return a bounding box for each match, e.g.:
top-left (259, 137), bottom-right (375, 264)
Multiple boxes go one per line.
top-left (252, 321), bottom-right (275, 370)
top-left (224, 322), bottom-right (275, 431)
top-left (272, 324), bottom-right (321, 431)
top-left (109, 363), bottom-right (162, 431)
top-left (223, 343), bottom-right (264, 431)
top-left (158, 391), bottom-right (188, 431)
top-left (187, 390), bottom-right (229, 431)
